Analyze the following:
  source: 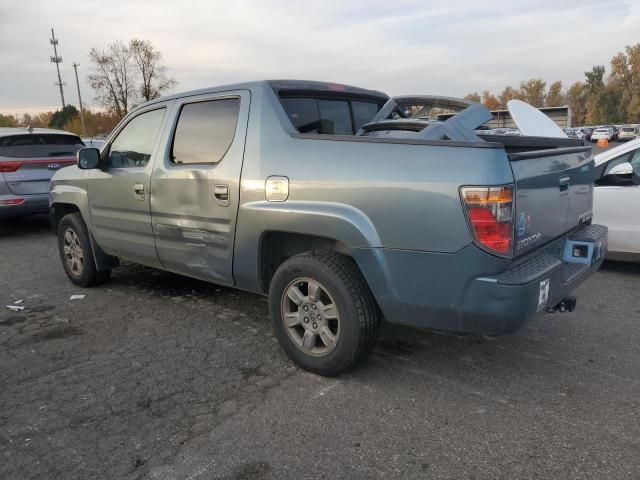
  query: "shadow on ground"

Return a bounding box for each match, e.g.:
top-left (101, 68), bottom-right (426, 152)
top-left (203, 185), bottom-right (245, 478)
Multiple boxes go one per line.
top-left (0, 213), bottom-right (51, 237)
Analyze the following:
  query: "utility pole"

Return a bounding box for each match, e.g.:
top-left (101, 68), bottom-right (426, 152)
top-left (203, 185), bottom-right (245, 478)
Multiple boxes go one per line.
top-left (49, 28), bottom-right (66, 110)
top-left (72, 63), bottom-right (87, 135)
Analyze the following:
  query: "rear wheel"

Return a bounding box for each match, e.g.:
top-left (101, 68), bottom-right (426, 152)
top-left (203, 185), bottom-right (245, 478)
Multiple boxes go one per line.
top-left (269, 252), bottom-right (380, 376)
top-left (57, 213), bottom-right (110, 287)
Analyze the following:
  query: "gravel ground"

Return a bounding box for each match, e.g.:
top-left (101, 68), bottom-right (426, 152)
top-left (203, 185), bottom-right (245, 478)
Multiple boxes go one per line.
top-left (1, 214), bottom-right (639, 480)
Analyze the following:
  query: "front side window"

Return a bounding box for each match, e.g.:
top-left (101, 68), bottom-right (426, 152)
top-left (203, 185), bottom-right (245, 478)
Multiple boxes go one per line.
top-left (597, 150), bottom-right (640, 186)
top-left (107, 108), bottom-right (165, 168)
top-left (171, 98), bottom-right (240, 165)
top-left (629, 148), bottom-right (640, 176)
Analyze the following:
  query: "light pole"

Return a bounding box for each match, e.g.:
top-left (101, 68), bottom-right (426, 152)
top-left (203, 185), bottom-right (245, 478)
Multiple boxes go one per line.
top-left (72, 63), bottom-right (87, 136)
top-left (49, 28), bottom-right (66, 111)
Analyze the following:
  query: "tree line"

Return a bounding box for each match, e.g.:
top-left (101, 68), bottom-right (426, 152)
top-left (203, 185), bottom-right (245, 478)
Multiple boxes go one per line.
top-left (464, 42), bottom-right (640, 126)
top-left (2, 41), bottom-right (637, 134)
top-left (0, 38), bottom-right (176, 136)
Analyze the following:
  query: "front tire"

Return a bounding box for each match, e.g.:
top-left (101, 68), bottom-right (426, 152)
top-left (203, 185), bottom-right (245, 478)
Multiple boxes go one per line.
top-left (269, 252), bottom-right (380, 376)
top-left (57, 213), bottom-right (111, 287)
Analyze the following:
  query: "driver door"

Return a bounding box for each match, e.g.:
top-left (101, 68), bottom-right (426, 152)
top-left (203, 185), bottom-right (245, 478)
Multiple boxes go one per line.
top-left (88, 104), bottom-right (171, 267)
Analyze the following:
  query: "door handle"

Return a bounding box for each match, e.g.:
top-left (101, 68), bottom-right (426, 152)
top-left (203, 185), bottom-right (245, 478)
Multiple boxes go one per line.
top-left (133, 183), bottom-right (145, 201)
top-left (559, 177), bottom-right (570, 195)
top-left (214, 184), bottom-right (230, 206)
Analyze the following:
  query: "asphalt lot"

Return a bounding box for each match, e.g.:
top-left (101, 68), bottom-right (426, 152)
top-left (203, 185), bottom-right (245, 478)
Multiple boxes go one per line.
top-left (1, 214), bottom-right (639, 480)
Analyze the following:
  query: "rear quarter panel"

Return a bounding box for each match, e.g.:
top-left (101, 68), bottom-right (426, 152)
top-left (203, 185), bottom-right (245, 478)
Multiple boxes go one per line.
top-left (233, 84), bottom-right (515, 291)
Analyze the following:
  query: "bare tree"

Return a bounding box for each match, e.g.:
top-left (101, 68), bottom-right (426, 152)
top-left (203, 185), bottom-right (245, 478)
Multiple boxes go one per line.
top-left (130, 39), bottom-right (177, 102)
top-left (88, 39), bottom-right (177, 119)
top-left (88, 41), bottom-right (136, 119)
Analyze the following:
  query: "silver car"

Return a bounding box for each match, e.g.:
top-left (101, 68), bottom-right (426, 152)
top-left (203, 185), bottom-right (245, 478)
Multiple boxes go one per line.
top-left (0, 127), bottom-right (84, 219)
top-left (618, 126), bottom-right (637, 142)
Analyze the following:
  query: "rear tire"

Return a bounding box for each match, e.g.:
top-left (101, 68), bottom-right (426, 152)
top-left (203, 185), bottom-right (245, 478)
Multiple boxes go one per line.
top-left (269, 252), bottom-right (380, 376)
top-left (57, 213), bottom-right (111, 287)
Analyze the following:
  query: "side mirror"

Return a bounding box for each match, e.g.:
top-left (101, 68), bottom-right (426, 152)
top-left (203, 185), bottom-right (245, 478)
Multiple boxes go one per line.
top-left (607, 161), bottom-right (634, 176)
top-left (77, 148), bottom-right (101, 169)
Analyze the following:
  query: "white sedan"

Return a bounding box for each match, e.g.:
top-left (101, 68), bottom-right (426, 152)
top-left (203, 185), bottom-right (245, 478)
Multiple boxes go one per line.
top-left (591, 128), bottom-right (614, 142)
top-left (593, 137), bottom-right (640, 261)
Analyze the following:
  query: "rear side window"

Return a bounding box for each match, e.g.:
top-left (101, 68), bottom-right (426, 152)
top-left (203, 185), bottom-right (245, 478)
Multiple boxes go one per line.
top-left (171, 98), bottom-right (240, 165)
top-left (107, 108), bottom-right (165, 168)
top-left (0, 134), bottom-right (84, 158)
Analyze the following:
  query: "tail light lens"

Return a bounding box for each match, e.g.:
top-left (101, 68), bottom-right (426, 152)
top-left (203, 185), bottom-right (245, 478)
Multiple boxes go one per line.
top-left (0, 198), bottom-right (26, 207)
top-left (0, 161), bottom-right (24, 173)
top-left (461, 185), bottom-right (513, 256)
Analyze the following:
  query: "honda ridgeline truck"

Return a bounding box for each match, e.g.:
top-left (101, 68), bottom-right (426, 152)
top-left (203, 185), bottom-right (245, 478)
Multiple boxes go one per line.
top-left (50, 80), bottom-right (607, 376)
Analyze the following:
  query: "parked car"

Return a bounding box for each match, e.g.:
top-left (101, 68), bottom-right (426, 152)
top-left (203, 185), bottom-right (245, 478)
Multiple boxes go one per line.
top-left (571, 129), bottom-right (585, 140)
top-left (618, 126), bottom-right (637, 142)
top-left (564, 129), bottom-right (578, 139)
top-left (50, 80), bottom-right (606, 376)
top-left (492, 128), bottom-right (521, 136)
top-left (591, 127), bottom-right (614, 142)
top-left (0, 127), bottom-right (84, 219)
top-left (593, 137), bottom-right (640, 261)
top-left (81, 137), bottom-right (106, 149)
top-left (580, 127), bottom-right (593, 141)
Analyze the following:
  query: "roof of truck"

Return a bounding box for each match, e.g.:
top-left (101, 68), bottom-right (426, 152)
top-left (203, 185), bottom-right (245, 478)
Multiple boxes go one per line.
top-left (140, 79), bottom-right (389, 109)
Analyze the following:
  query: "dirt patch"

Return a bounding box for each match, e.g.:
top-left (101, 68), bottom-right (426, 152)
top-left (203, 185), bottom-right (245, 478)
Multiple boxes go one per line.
top-left (0, 315), bottom-right (26, 326)
top-left (28, 325), bottom-right (83, 342)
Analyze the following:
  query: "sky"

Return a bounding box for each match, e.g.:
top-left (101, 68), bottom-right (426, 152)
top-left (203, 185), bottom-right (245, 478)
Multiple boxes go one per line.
top-left (0, 0), bottom-right (638, 115)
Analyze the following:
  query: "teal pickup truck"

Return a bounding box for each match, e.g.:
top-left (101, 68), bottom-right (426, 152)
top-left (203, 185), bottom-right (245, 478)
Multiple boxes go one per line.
top-left (50, 80), bottom-right (607, 376)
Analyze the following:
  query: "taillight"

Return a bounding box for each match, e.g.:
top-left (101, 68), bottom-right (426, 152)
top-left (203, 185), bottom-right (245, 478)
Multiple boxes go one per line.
top-left (0, 198), bottom-right (26, 207)
top-left (461, 185), bottom-right (513, 256)
top-left (0, 161), bottom-right (24, 173)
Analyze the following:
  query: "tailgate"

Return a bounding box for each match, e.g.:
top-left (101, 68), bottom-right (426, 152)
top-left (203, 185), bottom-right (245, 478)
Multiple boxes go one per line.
top-left (0, 156), bottom-right (76, 195)
top-left (509, 146), bottom-right (594, 257)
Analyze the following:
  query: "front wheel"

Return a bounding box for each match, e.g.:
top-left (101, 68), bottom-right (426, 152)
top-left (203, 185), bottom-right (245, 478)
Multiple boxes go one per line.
top-left (269, 252), bottom-right (380, 376)
top-left (57, 213), bottom-right (111, 287)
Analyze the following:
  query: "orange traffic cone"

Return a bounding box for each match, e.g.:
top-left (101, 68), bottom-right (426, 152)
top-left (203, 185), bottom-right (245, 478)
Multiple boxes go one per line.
top-left (597, 138), bottom-right (609, 148)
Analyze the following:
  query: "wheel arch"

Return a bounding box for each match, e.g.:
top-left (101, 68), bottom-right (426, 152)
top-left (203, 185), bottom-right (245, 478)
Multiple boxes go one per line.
top-left (52, 203), bottom-right (118, 272)
top-left (257, 231), bottom-right (351, 293)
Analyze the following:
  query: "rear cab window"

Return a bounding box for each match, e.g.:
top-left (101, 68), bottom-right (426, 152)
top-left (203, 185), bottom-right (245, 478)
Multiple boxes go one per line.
top-left (272, 81), bottom-right (387, 136)
top-left (0, 134), bottom-right (84, 158)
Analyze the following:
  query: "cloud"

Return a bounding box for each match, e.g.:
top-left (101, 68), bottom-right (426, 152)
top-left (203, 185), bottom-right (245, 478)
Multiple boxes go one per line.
top-left (1, 0), bottom-right (638, 114)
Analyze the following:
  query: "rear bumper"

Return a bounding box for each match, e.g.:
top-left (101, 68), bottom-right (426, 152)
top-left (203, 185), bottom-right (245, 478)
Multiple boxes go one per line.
top-left (460, 224), bottom-right (607, 334)
top-left (353, 224), bottom-right (608, 335)
top-left (0, 193), bottom-right (50, 219)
